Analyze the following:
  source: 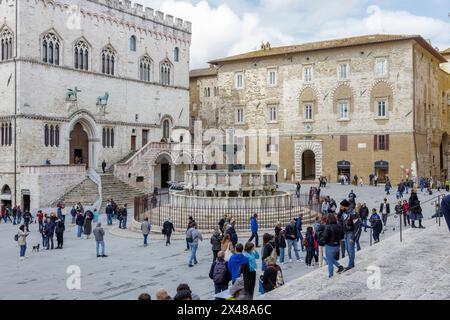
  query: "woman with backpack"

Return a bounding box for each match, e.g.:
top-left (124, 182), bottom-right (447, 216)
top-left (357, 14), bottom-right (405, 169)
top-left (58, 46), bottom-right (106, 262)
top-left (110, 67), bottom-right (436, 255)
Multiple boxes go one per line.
top-left (209, 251), bottom-right (231, 298)
top-left (316, 216), bottom-right (327, 267)
top-left (304, 227), bottom-right (318, 267)
top-left (17, 225), bottom-right (29, 260)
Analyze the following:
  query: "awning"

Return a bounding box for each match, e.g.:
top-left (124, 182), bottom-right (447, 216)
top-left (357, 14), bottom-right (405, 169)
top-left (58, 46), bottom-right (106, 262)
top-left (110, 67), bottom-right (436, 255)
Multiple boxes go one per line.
top-left (374, 160), bottom-right (389, 169)
top-left (337, 160), bottom-right (351, 169)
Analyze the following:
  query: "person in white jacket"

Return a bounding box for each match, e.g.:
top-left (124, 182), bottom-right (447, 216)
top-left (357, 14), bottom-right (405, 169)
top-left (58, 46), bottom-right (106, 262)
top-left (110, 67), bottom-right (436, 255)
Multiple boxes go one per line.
top-left (17, 225), bottom-right (29, 260)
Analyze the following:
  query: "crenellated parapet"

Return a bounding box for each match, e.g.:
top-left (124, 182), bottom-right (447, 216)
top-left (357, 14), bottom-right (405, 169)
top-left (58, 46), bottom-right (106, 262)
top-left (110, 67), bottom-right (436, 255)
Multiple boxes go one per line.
top-left (33, 0), bottom-right (192, 44)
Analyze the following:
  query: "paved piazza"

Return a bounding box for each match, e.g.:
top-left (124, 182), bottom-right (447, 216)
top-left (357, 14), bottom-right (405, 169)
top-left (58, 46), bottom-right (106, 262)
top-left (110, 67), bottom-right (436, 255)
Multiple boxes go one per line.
top-left (0, 183), bottom-right (445, 300)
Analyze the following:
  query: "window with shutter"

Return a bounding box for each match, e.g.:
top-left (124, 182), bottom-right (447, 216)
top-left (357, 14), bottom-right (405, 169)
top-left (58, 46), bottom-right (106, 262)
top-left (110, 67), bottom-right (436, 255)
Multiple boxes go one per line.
top-left (340, 135), bottom-right (348, 151)
top-left (385, 134), bottom-right (389, 151)
top-left (374, 135), bottom-right (378, 151)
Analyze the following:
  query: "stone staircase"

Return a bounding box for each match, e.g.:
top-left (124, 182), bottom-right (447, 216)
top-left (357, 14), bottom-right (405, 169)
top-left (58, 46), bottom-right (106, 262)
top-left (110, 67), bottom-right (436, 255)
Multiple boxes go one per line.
top-left (99, 174), bottom-right (145, 212)
top-left (53, 178), bottom-right (99, 207)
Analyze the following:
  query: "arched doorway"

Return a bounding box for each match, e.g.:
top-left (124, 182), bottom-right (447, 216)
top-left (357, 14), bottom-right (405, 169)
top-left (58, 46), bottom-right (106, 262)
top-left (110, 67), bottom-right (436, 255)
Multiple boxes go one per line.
top-left (70, 122), bottom-right (89, 167)
top-left (0, 184), bottom-right (12, 207)
top-left (302, 150), bottom-right (316, 180)
top-left (154, 153), bottom-right (172, 189)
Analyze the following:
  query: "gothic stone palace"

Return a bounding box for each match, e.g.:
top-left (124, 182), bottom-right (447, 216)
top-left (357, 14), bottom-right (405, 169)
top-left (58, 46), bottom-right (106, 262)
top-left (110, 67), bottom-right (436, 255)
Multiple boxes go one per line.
top-left (190, 35), bottom-right (450, 185)
top-left (0, 0), bottom-right (191, 210)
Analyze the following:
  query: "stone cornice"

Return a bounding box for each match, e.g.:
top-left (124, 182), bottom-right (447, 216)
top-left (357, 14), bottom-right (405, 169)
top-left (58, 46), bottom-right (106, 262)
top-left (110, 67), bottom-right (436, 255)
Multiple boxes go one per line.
top-left (17, 58), bottom-right (189, 91)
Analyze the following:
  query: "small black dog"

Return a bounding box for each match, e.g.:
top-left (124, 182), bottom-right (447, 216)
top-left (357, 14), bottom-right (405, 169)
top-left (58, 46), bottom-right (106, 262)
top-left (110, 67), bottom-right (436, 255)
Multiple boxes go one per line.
top-left (32, 244), bottom-right (40, 252)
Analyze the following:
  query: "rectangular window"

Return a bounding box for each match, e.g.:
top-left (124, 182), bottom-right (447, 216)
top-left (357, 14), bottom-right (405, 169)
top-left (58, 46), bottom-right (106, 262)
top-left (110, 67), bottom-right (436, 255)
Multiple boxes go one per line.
top-left (236, 108), bottom-right (245, 124)
top-left (304, 104), bottom-right (313, 120)
top-left (268, 70), bottom-right (277, 86)
top-left (268, 106), bottom-right (277, 122)
top-left (339, 101), bottom-right (349, 120)
top-left (374, 134), bottom-right (390, 151)
top-left (377, 99), bottom-right (387, 117)
top-left (375, 58), bottom-right (388, 76)
top-left (340, 135), bottom-right (348, 151)
top-left (338, 63), bottom-right (348, 80)
top-left (304, 66), bottom-right (313, 82)
top-left (235, 72), bottom-right (244, 89)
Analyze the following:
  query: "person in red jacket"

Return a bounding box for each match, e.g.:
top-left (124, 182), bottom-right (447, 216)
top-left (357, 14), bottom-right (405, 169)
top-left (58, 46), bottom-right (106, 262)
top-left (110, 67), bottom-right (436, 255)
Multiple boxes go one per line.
top-left (402, 200), bottom-right (410, 227)
top-left (37, 210), bottom-right (44, 231)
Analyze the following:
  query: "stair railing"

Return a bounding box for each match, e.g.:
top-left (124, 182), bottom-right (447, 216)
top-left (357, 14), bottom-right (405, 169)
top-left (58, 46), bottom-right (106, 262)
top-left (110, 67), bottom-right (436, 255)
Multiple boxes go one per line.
top-left (88, 168), bottom-right (103, 212)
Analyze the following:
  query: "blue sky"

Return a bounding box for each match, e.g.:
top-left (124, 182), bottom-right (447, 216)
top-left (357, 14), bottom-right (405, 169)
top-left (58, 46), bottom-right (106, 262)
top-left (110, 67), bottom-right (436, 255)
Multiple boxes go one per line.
top-left (141, 0), bottom-right (450, 68)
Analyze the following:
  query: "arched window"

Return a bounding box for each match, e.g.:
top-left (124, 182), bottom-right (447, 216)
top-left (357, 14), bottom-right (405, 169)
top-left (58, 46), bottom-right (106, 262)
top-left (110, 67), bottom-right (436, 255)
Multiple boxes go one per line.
top-left (102, 127), bottom-right (115, 148)
top-left (101, 46), bottom-right (116, 75)
top-left (102, 128), bottom-right (106, 148)
top-left (174, 47), bottom-right (179, 62)
top-left (0, 122), bottom-right (11, 146)
top-left (0, 27), bottom-right (13, 61)
top-left (44, 124), bottom-right (49, 147)
top-left (160, 60), bottom-right (172, 86)
top-left (139, 56), bottom-right (152, 81)
top-left (130, 35), bottom-right (137, 51)
top-left (55, 125), bottom-right (60, 147)
top-left (50, 125), bottom-right (55, 147)
top-left (74, 40), bottom-right (89, 71)
top-left (42, 32), bottom-right (61, 65)
top-left (163, 119), bottom-right (171, 139)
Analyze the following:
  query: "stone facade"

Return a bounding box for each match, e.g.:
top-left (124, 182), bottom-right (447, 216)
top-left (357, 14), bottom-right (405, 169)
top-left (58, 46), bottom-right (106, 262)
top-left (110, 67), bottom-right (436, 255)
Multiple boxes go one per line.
top-left (0, 0), bottom-right (191, 209)
top-left (190, 35), bottom-right (450, 184)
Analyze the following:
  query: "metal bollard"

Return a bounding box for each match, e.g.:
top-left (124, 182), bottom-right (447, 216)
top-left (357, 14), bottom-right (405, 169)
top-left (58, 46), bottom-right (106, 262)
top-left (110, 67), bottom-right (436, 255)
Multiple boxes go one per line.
top-left (399, 211), bottom-right (402, 243)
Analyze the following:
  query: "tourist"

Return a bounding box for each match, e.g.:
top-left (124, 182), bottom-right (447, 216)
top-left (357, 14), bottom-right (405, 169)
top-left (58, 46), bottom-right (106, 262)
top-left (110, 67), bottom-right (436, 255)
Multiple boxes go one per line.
top-left (23, 210), bottom-right (32, 232)
top-left (218, 214), bottom-right (228, 236)
top-left (260, 256), bottom-right (284, 294)
top-left (221, 234), bottom-right (234, 261)
top-left (17, 225), bottom-right (29, 260)
top-left (83, 210), bottom-right (93, 239)
top-left (176, 283), bottom-right (200, 300)
top-left (243, 242), bottom-right (259, 297)
top-left (228, 243), bottom-right (249, 284)
top-left (209, 250), bottom-right (231, 298)
top-left (210, 228), bottom-right (223, 261)
top-left (322, 214), bottom-right (345, 278)
top-left (409, 189), bottom-right (424, 228)
top-left (93, 222), bottom-right (107, 257)
top-left (369, 208), bottom-right (383, 243)
top-left (156, 289), bottom-right (172, 300)
top-left (285, 220), bottom-right (301, 262)
top-left (261, 233), bottom-right (276, 272)
top-left (359, 203), bottom-right (369, 232)
top-left (120, 204), bottom-right (128, 229)
top-left (70, 206), bottom-right (77, 224)
top-left (295, 214), bottom-right (304, 251)
top-left (185, 216), bottom-right (195, 251)
top-left (321, 198), bottom-right (330, 215)
top-left (105, 202), bottom-right (113, 226)
top-left (44, 217), bottom-right (55, 250)
top-left (348, 190), bottom-right (356, 209)
top-left (174, 290), bottom-right (192, 301)
top-left (353, 214), bottom-right (362, 251)
top-left (37, 210), bottom-right (44, 231)
top-left (187, 223), bottom-right (203, 267)
top-left (248, 213), bottom-right (259, 247)
top-left (342, 204), bottom-right (356, 271)
top-left (432, 203), bottom-right (443, 219)
top-left (75, 210), bottom-right (84, 239)
top-left (55, 219), bottom-right (65, 249)
top-left (295, 182), bottom-right (301, 198)
top-left (138, 293), bottom-right (151, 300)
top-left (359, 177), bottom-right (364, 187)
top-left (316, 216), bottom-right (327, 267)
top-left (337, 200), bottom-right (350, 259)
top-left (440, 195), bottom-right (450, 231)
top-left (12, 206), bottom-right (17, 225)
top-left (225, 220), bottom-right (238, 247)
top-left (402, 200), bottom-right (411, 227)
top-left (275, 228), bottom-right (286, 265)
top-left (380, 198), bottom-right (390, 230)
top-left (141, 217), bottom-right (151, 246)
top-left (102, 160), bottom-right (107, 174)
top-left (162, 218), bottom-right (175, 245)
top-left (92, 208), bottom-right (99, 223)
top-left (151, 194), bottom-right (158, 209)
top-left (374, 174), bottom-right (378, 187)
top-left (304, 226), bottom-right (318, 268)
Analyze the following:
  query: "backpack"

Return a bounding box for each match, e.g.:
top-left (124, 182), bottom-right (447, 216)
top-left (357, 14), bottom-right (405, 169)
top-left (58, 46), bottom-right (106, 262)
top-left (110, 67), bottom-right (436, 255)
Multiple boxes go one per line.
top-left (276, 270), bottom-right (284, 288)
top-left (186, 228), bottom-right (193, 243)
top-left (213, 261), bottom-right (227, 284)
top-left (14, 234), bottom-right (18, 242)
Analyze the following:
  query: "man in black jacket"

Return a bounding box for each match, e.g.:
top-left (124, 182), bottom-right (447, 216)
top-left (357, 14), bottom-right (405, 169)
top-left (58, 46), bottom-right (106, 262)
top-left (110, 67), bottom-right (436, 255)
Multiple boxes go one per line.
top-left (359, 203), bottom-right (370, 232)
top-left (380, 198), bottom-right (390, 230)
top-left (323, 214), bottom-right (344, 278)
top-left (285, 220), bottom-right (301, 262)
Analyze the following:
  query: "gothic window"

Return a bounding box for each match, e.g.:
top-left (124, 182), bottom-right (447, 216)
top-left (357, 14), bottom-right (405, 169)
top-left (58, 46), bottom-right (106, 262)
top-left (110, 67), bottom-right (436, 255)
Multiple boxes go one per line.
top-left (44, 124), bottom-right (60, 147)
top-left (1, 123), bottom-right (12, 146)
top-left (42, 32), bottom-right (61, 65)
top-left (130, 36), bottom-right (137, 52)
top-left (101, 46), bottom-right (116, 76)
top-left (0, 27), bottom-right (13, 61)
top-left (74, 40), bottom-right (89, 71)
top-left (139, 56), bottom-right (152, 82)
top-left (163, 120), bottom-right (170, 139)
top-left (102, 127), bottom-right (114, 148)
top-left (174, 47), bottom-right (179, 62)
top-left (160, 60), bottom-right (172, 85)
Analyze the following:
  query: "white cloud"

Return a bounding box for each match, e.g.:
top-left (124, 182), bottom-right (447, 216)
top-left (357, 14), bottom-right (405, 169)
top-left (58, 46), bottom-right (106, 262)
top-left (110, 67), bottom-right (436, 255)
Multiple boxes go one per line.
top-left (139, 1), bottom-right (450, 68)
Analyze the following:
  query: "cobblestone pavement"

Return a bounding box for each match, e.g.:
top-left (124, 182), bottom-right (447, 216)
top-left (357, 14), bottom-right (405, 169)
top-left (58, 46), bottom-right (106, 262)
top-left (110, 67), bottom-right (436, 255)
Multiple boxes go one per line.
top-left (0, 183), bottom-right (445, 300)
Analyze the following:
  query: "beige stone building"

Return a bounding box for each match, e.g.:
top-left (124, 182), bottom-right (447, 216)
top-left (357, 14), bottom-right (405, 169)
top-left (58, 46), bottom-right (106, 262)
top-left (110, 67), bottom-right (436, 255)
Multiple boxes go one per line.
top-left (190, 35), bottom-right (450, 184)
